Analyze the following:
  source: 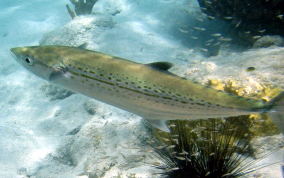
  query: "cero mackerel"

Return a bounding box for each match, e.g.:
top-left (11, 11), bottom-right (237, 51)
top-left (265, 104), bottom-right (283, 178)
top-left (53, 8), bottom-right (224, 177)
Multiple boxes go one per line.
top-left (10, 45), bottom-right (284, 132)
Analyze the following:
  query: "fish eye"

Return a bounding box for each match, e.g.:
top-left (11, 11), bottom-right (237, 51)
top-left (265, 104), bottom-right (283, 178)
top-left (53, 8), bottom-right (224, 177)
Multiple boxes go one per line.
top-left (23, 56), bottom-right (33, 65)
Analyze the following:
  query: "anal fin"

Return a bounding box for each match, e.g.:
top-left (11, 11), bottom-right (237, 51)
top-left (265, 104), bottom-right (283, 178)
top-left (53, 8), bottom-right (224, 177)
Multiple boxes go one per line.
top-left (145, 119), bottom-right (170, 133)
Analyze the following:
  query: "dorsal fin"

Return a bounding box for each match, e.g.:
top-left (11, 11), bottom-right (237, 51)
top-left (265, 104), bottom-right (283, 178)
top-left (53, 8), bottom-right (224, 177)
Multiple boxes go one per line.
top-left (146, 62), bottom-right (174, 71)
top-left (78, 43), bottom-right (88, 49)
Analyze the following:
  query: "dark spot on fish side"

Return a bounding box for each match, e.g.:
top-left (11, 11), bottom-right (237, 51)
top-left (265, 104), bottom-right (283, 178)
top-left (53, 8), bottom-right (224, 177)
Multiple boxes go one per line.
top-left (162, 97), bottom-right (173, 100)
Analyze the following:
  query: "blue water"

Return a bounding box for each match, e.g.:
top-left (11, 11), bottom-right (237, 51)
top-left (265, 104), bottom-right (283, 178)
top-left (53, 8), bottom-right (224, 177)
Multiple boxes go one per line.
top-left (0, 0), bottom-right (283, 177)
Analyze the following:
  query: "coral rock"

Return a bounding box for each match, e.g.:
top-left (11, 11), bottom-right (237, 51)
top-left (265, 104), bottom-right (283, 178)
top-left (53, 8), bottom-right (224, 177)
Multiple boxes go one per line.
top-left (253, 35), bottom-right (284, 48)
top-left (66, 0), bottom-right (98, 19)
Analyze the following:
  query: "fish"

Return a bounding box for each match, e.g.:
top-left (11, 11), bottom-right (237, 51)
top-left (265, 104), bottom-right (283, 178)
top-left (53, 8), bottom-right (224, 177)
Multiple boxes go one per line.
top-left (10, 45), bottom-right (284, 133)
top-left (200, 48), bottom-right (208, 52)
top-left (196, 18), bottom-right (204, 22)
top-left (277, 14), bottom-right (283, 19)
top-left (207, 15), bottom-right (215, 20)
top-left (193, 27), bottom-right (206, 31)
top-left (252, 35), bottom-right (262, 39)
top-left (179, 29), bottom-right (189, 33)
top-left (235, 20), bottom-right (242, 27)
top-left (190, 36), bottom-right (198, 39)
top-left (218, 37), bottom-right (232, 42)
top-left (211, 33), bottom-right (222, 37)
top-left (223, 16), bottom-right (233, 20)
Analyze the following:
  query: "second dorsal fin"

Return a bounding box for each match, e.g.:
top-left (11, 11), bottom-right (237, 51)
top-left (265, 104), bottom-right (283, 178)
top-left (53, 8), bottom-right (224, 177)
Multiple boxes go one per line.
top-left (146, 62), bottom-right (174, 71)
top-left (78, 43), bottom-right (88, 49)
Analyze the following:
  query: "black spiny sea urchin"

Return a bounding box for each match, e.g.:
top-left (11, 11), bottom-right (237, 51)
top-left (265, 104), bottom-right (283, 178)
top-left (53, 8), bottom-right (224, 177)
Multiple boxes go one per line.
top-left (144, 116), bottom-right (282, 178)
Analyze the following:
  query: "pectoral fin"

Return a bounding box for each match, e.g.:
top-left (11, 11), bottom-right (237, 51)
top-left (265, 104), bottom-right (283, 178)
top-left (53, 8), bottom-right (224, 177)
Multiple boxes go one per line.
top-left (49, 71), bottom-right (63, 81)
top-left (145, 119), bottom-right (170, 132)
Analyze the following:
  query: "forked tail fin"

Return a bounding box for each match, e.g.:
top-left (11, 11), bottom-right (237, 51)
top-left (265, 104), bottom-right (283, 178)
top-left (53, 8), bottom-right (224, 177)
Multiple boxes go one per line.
top-left (267, 91), bottom-right (284, 133)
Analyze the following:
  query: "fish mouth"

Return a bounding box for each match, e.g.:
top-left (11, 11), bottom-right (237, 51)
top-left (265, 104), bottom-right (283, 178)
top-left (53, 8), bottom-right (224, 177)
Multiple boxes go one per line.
top-left (10, 47), bottom-right (19, 60)
top-left (10, 47), bottom-right (20, 53)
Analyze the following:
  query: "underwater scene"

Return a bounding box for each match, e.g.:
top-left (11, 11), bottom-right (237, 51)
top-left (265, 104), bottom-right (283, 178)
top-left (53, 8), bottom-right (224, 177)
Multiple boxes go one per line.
top-left (0, 0), bottom-right (284, 177)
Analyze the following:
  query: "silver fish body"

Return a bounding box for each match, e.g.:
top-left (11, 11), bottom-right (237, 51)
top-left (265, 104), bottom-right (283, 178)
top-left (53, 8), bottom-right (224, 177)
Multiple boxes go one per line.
top-left (10, 45), bottom-right (284, 132)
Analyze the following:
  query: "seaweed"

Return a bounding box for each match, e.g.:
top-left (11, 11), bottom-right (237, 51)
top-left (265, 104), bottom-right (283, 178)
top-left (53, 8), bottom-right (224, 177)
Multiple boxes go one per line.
top-left (66, 0), bottom-right (98, 19)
